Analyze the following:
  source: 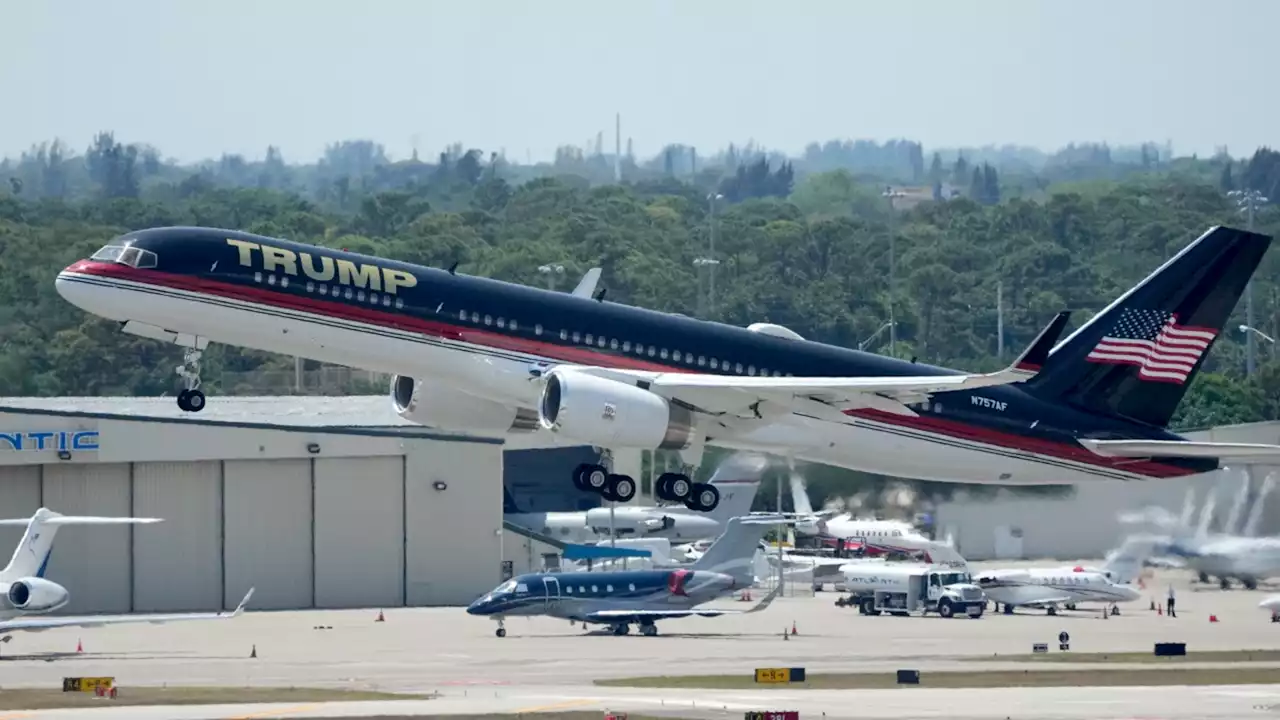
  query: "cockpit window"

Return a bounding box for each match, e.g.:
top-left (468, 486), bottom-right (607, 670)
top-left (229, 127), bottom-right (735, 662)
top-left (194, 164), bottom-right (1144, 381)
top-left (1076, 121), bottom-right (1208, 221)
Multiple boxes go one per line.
top-left (495, 580), bottom-right (517, 594)
top-left (91, 244), bottom-right (157, 269)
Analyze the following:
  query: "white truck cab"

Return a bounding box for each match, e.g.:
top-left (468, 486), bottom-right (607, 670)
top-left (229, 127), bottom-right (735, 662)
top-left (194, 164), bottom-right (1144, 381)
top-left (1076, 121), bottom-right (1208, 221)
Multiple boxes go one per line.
top-left (837, 563), bottom-right (986, 618)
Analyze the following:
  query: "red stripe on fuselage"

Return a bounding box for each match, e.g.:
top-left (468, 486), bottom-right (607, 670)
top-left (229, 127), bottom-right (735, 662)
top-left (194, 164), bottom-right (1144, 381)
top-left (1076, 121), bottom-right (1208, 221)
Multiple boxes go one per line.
top-left (64, 260), bottom-right (1196, 480)
top-left (65, 260), bottom-right (689, 374)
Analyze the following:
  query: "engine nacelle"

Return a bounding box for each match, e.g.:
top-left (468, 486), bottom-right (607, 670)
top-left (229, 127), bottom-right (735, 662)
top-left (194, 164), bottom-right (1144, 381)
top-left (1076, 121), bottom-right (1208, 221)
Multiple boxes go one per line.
top-left (538, 370), bottom-right (694, 450)
top-left (4, 577), bottom-right (70, 613)
top-left (391, 375), bottom-right (539, 435)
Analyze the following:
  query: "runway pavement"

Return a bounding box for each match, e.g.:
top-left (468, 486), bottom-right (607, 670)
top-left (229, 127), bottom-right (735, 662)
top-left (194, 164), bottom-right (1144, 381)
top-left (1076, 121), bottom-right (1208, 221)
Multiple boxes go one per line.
top-left (0, 566), bottom-right (1277, 718)
top-left (10, 684), bottom-right (1280, 720)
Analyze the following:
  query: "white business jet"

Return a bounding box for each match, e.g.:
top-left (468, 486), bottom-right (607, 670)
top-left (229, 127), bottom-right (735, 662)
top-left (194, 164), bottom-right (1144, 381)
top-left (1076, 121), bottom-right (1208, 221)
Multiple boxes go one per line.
top-left (973, 536), bottom-right (1157, 615)
top-left (0, 508), bottom-right (254, 652)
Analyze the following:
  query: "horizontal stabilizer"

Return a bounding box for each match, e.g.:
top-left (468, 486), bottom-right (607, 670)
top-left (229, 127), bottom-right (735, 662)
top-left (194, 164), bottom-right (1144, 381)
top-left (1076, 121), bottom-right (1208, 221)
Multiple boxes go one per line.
top-left (0, 588), bottom-right (253, 634)
top-left (0, 516), bottom-right (162, 526)
top-left (1080, 439), bottom-right (1280, 463)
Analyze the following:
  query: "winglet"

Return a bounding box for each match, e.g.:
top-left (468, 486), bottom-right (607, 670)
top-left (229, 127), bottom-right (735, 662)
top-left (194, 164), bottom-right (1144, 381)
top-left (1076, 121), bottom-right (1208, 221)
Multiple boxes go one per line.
top-left (1008, 311), bottom-right (1071, 378)
top-left (571, 268), bottom-right (602, 298)
top-left (230, 587), bottom-right (255, 616)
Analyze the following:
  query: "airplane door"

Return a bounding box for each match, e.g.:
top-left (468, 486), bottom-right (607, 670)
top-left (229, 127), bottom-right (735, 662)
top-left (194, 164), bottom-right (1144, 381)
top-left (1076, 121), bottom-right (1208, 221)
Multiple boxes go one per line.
top-left (542, 577), bottom-right (561, 608)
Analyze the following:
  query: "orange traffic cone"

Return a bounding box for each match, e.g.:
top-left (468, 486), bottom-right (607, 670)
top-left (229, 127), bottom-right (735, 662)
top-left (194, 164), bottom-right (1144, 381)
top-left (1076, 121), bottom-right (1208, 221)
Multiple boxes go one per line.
top-left (1209, 614), bottom-right (1219, 623)
top-left (375, 610), bottom-right (385, 622)
top-left (1157, 604), bottom-right (1163, 616)
top-left (791, 621), bottom-right (797, 635)
top-left (76, 638), bottom-right (82, 653)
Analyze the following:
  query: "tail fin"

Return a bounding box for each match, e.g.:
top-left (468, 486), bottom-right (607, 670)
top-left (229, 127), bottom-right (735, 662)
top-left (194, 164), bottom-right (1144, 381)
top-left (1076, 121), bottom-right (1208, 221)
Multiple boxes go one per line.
top-left (704, 453), bottom-right (768, 524)
top-left (0, 508), bottom-right (162, 581)
top-left (922, 535), bottom-right (968, 570)
top-left (1029, 226), bottom-right (1270, 428)
top-left (693, 516), bottom-right (781, 586)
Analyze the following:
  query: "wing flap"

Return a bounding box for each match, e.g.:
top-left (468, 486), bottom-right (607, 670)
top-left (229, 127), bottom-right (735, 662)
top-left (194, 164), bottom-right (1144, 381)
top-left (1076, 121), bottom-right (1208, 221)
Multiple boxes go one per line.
top-left (1080, 439), bottom-right (1280, 463)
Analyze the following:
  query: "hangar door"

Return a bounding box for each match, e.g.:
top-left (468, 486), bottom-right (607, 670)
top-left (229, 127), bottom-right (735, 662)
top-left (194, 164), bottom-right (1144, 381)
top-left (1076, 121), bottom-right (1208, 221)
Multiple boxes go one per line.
top-left (41, 463), bottom-right (132, 613)
top-left (314, 456), bottom-right (404, 608)
top-left (223, 459), bottom-right (313, 610)
top-left (133, 461), bottom-right (223, 611)
top-left (0, 466), bottom-right (40, 562)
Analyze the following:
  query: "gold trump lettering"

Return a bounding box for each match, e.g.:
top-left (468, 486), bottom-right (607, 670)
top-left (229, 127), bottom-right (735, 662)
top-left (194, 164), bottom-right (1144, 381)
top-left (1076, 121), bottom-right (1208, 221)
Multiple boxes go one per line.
top-left (226, 239), bottom-right (418, 295)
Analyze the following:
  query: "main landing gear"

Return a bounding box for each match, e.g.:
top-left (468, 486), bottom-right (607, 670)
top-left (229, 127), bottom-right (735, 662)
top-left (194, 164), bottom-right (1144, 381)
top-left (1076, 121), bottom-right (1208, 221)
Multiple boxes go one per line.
top-left (571, 461), bottom-right (720, 512)
top-left (176, 347), bottom-right (206, 412)
top-left (494, 618), bottom-right (506, 637)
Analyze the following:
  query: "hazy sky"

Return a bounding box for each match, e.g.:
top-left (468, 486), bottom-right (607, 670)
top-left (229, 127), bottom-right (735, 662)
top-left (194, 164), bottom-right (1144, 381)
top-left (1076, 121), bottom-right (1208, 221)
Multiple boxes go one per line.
top-left (3, 0), bottom-right (1275, 164)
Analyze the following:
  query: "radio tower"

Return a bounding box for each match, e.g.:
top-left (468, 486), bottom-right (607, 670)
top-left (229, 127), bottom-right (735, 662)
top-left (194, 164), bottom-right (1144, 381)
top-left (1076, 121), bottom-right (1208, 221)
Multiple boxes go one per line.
top-left (614, 113), bottom-right (622, 183)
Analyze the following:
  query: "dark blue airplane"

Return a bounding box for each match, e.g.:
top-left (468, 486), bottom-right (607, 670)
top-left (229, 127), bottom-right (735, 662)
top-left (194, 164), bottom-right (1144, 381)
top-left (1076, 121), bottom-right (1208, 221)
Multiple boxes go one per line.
top-left (466, 517), bottom-right (781, 637)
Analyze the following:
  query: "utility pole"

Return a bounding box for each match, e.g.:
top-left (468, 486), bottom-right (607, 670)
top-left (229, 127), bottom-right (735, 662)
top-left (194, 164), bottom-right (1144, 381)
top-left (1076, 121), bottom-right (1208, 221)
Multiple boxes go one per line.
top-left (1228, 189), bottom-right (1269, 375)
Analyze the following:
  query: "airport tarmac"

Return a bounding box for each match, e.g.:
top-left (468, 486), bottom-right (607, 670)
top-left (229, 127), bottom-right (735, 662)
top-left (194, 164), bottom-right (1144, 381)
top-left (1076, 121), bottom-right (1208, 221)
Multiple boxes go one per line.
top-left (0, 566), bottom-right (1277, 718)
top-left (13, 684), bottom-right (1280, 720)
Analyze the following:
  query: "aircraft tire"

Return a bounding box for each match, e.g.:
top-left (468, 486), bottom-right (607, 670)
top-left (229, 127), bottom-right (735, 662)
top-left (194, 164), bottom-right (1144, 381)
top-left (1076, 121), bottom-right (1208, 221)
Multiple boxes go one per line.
top-left (654, 475), bottom-right (672, 500)
top-left (607, 474), bottom-right (636, 503)
top-left (685, 483), bottom-right (720, 513)
top-left (495, 628), bottom-right (506, 638)
top-left (186, 389), bottom-right (206, 412)
top-left (660, 473), bottom-right (693, 501)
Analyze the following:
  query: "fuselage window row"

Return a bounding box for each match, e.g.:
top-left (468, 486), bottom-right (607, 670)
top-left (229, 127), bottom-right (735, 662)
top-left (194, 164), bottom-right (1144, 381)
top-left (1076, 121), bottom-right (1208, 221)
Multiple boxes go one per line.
top-left (257, 268), bottom-right (794, 377)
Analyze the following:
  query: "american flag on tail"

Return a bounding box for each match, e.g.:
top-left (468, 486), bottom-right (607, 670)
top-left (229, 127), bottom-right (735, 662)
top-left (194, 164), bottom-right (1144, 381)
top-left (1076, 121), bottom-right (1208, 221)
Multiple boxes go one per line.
top-left (1084, 308), bottom-right (1217, 384)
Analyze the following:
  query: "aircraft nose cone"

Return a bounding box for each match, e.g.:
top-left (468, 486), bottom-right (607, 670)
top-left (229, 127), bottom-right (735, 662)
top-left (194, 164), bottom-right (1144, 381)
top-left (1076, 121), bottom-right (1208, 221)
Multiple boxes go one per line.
top-left (466, 601), bottom-right (484, 615)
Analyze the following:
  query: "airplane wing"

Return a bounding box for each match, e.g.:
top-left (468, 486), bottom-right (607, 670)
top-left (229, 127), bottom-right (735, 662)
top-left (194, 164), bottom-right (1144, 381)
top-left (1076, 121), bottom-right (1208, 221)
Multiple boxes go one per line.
top-left (568, 312), bottom-right (1069, 421)
top-left (1079, 439), bottom-right (1280, 464)
top-left (0, 588), bottom-right (254, 634)
top-left (583, 583), bottom-right (781, 624)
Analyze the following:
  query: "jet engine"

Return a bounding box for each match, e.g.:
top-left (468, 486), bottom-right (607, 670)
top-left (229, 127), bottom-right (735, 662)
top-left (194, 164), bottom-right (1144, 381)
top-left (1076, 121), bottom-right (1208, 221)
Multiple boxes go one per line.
top-left (537, 370), bottom-right (694, 450)
top-left (4, 577), bottom-right (70, 613)
top-left (391, 375), bottom-right (539, 435)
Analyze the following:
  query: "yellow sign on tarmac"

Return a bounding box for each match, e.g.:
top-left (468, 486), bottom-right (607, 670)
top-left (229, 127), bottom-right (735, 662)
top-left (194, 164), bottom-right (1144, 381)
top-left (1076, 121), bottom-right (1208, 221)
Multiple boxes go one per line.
top-left (754, 668), bottom-right (791, 683)
top-left (62, 677), bottom-right (114, 693)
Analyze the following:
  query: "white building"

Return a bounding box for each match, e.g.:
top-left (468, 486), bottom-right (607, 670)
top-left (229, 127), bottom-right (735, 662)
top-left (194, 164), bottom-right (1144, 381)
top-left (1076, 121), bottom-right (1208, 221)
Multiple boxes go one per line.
top-left (0, 396), bottom-right (506, 613)
top-left (934, 422), bottom-right (1280, 560)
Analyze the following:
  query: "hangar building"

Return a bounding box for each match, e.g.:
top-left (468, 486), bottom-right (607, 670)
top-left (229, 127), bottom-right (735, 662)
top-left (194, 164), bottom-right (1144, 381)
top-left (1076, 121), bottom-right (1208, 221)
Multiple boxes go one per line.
top-left (934, 421), bottom-right (1280, 560)
top-left (0, 396), bottom-right (507, 614)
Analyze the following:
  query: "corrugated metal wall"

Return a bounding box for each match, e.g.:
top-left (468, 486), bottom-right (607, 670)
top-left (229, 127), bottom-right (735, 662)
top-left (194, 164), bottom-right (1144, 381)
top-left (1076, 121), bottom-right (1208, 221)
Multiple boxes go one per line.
top-left (406, 442), bottom-right (502, 605)
top-left (0, 466), bottom-right (40, 561)
top-left (0, 437), bottom-right (501, 613)
top-left (132, 462), bottom-right (223, 611)
top-left (40, 464), bottom-right (133, 613)
top-left (222, 459), bottom-right (313, 610)
top-left (313, 457), bottom-right (404, 608)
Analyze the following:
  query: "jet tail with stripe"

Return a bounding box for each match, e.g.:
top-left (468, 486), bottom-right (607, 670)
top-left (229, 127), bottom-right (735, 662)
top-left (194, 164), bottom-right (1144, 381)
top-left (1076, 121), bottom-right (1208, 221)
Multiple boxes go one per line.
top-left (1029, 226), bottom-right (1270, 429)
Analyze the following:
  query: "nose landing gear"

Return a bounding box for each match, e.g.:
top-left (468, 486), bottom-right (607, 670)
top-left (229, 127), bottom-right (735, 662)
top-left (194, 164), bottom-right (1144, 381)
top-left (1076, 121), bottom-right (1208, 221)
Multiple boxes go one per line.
top-left (175, 347), bottom-right (206, 412)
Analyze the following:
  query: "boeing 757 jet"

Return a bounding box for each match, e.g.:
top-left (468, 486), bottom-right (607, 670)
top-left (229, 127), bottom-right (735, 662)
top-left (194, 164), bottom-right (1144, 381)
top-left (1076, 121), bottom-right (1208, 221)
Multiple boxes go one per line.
top-left (0, 508), bottom-right (253, 652)
top-left (54, 225), bottom-right (1279, 511)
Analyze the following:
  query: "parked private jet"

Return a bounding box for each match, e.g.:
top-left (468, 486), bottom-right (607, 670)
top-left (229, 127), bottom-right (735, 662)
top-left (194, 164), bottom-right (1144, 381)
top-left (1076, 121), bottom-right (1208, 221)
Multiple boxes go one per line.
top-left (54, 225), bottom-right (1279, 513)
top-left (0, 508), bottom-right (253, 649)
top-left (973, 535), bottom-right (1158, 614)
top-left (466, 517), bottom-right (782, 637)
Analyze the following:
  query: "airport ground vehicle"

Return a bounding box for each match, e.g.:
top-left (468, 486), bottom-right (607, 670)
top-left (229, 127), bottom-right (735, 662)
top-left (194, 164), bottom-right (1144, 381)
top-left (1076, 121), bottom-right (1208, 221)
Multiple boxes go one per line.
top-left (836, 564), bottom-right (986, 618)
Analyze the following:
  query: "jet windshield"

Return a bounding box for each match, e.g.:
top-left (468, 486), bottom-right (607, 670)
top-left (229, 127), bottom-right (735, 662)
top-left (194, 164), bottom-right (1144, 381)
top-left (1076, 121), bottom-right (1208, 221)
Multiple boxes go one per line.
top-left (91, 243), bottom-right (158, 269)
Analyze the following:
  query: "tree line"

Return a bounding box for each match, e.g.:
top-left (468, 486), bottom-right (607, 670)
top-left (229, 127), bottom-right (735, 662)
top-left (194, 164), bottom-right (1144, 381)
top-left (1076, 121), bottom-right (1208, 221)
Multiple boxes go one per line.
top-left (1, 133), bottom-right (1278, 509)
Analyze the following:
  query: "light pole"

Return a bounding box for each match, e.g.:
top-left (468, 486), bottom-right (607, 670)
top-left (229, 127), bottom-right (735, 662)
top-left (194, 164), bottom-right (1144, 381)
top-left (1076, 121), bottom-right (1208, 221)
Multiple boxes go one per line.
top-left (706, 193), bottom-right (724, 315)
top-left (1228, 189), bottom-right (1268, 375)
top-left (1239, 324), bottom-right (1277, 362)
top-left (692, 257), bottom-right (719, 318)
top-left (882, 187), bottom-right (906, 358)
top-left (858, 321), bottom-right (895, 352)
top-left (537, 263), bottom-right (565, 291)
